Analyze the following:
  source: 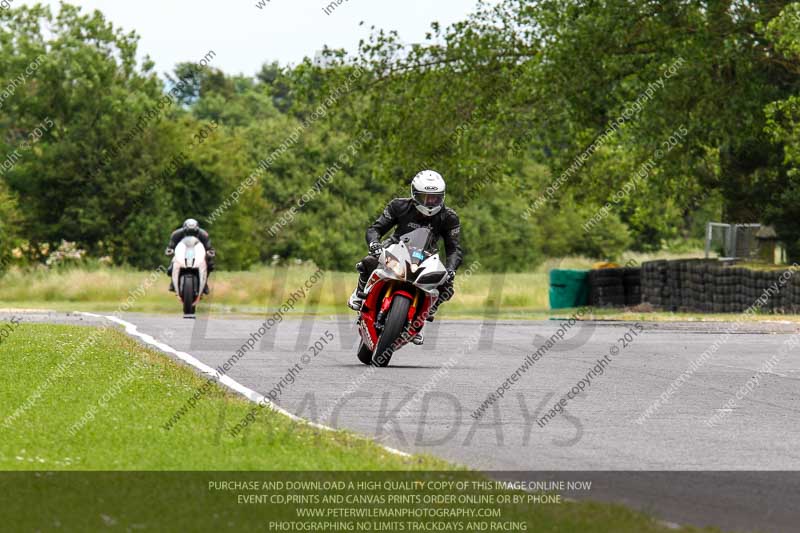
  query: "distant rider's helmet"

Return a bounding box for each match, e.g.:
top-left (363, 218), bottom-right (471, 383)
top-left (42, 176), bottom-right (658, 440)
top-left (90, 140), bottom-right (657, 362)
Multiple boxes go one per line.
top-left (411, 170), bottom-right (446, 217)
top-left (182, 218), bottom-right (200, 237)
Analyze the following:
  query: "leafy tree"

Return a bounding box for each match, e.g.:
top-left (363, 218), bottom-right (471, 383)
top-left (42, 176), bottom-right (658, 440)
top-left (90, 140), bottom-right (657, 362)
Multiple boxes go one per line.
top-left (0, 3), bottom-right (180, 266)
top-left (0, 180), bottom-right (20, 270)
top-left (763, 3), bottom-right (800, 258)
top-left (347, 0), bottom-right (799, 258)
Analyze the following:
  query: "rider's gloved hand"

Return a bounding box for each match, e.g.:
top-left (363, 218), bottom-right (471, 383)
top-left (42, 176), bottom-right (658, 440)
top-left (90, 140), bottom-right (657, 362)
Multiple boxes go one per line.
top-left (446, 270), bottom-right (456, 283)
top-left (165, 247), bottom-right (174, 256)
top-left (369, 241), bottom-right (382, 256)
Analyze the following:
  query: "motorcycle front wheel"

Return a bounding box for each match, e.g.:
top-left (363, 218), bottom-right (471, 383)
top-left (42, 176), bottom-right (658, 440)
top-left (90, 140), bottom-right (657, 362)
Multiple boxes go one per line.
top-left (356, 339), bottom-right (373, 366)
top-left (371, 295), bottom-right (411, 367)
top-left (181, 275), bottom-right (197, 315)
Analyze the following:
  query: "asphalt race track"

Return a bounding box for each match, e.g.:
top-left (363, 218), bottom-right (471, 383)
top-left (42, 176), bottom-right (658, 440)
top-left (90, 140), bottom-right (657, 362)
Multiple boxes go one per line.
top-left (15, 311), bottom-right (800, 532)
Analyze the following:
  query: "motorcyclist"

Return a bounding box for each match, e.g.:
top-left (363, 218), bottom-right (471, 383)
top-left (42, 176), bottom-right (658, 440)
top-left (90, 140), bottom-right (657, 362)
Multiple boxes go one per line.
top-left (165, 218), bottom-right (216, 294)
top-left (348, 170), bottom-right (462, 341)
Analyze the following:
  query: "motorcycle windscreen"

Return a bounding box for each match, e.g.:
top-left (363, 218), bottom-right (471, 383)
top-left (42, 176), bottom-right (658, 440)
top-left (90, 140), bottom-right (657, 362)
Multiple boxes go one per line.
top-left (180, 236), bottom-right (203, 268)
top-left (399, 228), bottom-right (435, 265)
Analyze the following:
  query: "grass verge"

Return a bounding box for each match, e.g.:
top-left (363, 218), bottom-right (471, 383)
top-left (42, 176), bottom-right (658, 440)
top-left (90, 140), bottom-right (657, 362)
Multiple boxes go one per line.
top-left (0, 323), bottom-right (443, 470)
top-left (0, 323), bottom-right (715, 532)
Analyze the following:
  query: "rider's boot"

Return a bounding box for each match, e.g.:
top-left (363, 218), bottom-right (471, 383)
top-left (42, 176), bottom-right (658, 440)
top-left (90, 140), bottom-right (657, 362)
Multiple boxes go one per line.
top-left (426, 301), bottom-right (440, 322)
top-left (348, 276), bottom-right (368, 311)
top-left (411, 331), bottom-right (424, 345)
top-left (169, 280), bottom-right (175, 292)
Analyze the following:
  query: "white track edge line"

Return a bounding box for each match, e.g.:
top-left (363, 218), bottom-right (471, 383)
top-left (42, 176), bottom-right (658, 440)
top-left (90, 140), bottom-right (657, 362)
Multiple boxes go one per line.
top-left (77, 312), bottom-right (411, 458)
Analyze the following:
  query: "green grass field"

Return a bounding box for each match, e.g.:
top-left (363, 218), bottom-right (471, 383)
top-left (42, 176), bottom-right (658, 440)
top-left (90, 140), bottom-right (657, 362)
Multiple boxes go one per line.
top-left (0, 323), bottom-right (715, 532)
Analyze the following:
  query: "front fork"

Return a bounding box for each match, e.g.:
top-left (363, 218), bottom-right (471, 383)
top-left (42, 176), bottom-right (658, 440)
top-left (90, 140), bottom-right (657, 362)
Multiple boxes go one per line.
top-left (374, 282), bottom-right (395, 332)
top-left (374, 282), bottom-right (424, 333)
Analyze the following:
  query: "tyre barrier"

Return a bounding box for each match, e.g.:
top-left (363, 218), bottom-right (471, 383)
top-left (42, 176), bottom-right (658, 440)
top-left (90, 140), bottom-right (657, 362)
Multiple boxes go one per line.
top-left (587, 268), bottom-right (641, 308)
top-left (641, 259), bottom-right (799, 314)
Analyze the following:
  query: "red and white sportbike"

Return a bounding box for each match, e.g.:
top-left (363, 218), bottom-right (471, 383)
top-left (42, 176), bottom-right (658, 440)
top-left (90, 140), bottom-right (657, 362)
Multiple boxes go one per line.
top-left (355, 228), bottom-right (449, 367)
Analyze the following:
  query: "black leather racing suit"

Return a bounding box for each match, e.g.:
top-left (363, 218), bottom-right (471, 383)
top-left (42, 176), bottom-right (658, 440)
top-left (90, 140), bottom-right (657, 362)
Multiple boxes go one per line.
top-left (358, 198), bottom-right (463, 308)
top-left (166, 228), bottom-right (216, 276)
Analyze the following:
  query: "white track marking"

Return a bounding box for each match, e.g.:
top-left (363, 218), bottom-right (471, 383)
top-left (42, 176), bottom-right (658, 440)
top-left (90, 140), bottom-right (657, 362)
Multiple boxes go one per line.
top-left (77, 312), bottom-right (411, 458)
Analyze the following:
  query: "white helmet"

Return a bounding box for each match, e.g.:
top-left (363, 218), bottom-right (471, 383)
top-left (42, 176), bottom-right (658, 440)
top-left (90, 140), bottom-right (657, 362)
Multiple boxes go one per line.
top-left (411, 170), bottom-right (446, 216)
top-left (182, 218), bottom-right (200, 236)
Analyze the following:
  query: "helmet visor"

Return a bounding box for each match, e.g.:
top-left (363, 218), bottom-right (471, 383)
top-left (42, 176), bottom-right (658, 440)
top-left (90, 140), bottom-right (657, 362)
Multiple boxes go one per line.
top-left (413, 191), bottom-right (444, 208)
top-left (183, 221), bottom-right (199, 235)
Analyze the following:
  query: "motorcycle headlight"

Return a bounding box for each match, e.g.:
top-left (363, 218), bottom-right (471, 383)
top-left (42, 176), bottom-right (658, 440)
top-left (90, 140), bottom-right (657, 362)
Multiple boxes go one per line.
top-left (385, 254), bottom-right (405, 279)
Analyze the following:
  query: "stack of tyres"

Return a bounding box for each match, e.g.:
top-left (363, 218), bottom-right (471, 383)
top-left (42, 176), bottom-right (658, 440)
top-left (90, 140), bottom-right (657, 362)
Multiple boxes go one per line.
top-left (623, 267), bottom-right (642, 306)
top-left (770, 270), bottom-right (782, 312)
top-left (712, 266), bottom-right (726, 313)
top-left (725, 267), bottom-right (750, 313)
top-left (588, 269), bottom-right (626, 307)
top-left (634, 260), bottom-right (799, 315)
top-left (735, 268), bottom-right (750, 313)
top-left (786, 272), bottom-right (798, 313)
top-left (685, 261), bottom-right (702, 312)
top-left (641, 260), bottom-right (667, 308)
top-left (681, 260), bottom-right (701, 312)
top-left (682, 259), bottom-right (701, 310)
top-left (720, 265), bottom-right (740, 313)
top-left (778, 270), bottom-right (791, 313)
top-left (641, 262), bottom-right (653, 305)
top-left (779, 271), bottom-right (792, 313)
top-left (789, 272), bottom-right (800, 314)
top-left (665, 260), bottom-right (683, 312)
top-left (705, 262), bottom-right (720, 313)
top-left (754, 270), bottom-right (770, 312)
top-left (727, 268), bottom-right (739, 313)
top-left (767, 270), bottom-right (785, 313)
top-left (767, 270), bottom-right (779, 312)
top-left (725, 267), bottom-right (741, 313)
top-left (698, 261), bottom-right (714, 312)
top-left (741, 268), bottom-right (755, 312)
top-left (755, 270), bottom-right (767, 312)
top-left (680, 260), bottom-right (696, 312)
top-left (652, 261), bottom-right (667, 308)
top-left (720, 267), bottom-right (731, 313)
top-left (684, 262), bottom-right (696, 312)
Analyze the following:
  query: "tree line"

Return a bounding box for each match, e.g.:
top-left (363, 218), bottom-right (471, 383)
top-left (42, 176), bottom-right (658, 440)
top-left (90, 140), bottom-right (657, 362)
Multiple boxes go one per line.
top-left (1, 1), bottom-right (800, 272)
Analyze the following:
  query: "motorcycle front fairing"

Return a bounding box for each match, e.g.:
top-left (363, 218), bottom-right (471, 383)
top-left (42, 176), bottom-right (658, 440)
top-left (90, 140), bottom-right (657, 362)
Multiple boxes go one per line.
top-left (360, 230), bottom-right (449, 348)
top-left (172, 236), bottom-right (207, 305)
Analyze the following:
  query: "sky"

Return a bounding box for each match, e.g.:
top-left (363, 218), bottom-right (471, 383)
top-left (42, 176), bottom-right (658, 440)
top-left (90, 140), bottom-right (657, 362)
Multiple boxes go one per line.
top-left (18, 0), bottom-right (499, 77)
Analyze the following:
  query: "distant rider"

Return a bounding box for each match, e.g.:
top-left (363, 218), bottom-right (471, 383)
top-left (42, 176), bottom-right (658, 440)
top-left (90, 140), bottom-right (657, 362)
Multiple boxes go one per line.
top-left (348, 170), bottom-right (463, 334)
top-left (165, 218), bottom-right (215, 294)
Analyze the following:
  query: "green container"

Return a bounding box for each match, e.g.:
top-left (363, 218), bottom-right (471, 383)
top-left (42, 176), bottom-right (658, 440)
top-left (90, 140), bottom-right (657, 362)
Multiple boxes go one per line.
top-left (549, 269), bottom-right (590, 309)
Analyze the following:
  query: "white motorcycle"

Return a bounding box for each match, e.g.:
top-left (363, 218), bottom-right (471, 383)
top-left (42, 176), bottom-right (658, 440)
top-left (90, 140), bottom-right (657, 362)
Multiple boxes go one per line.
top-left (355, 228), bottom-right (449, 367)
top-left (167, 237), bottom-right (211, 317)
